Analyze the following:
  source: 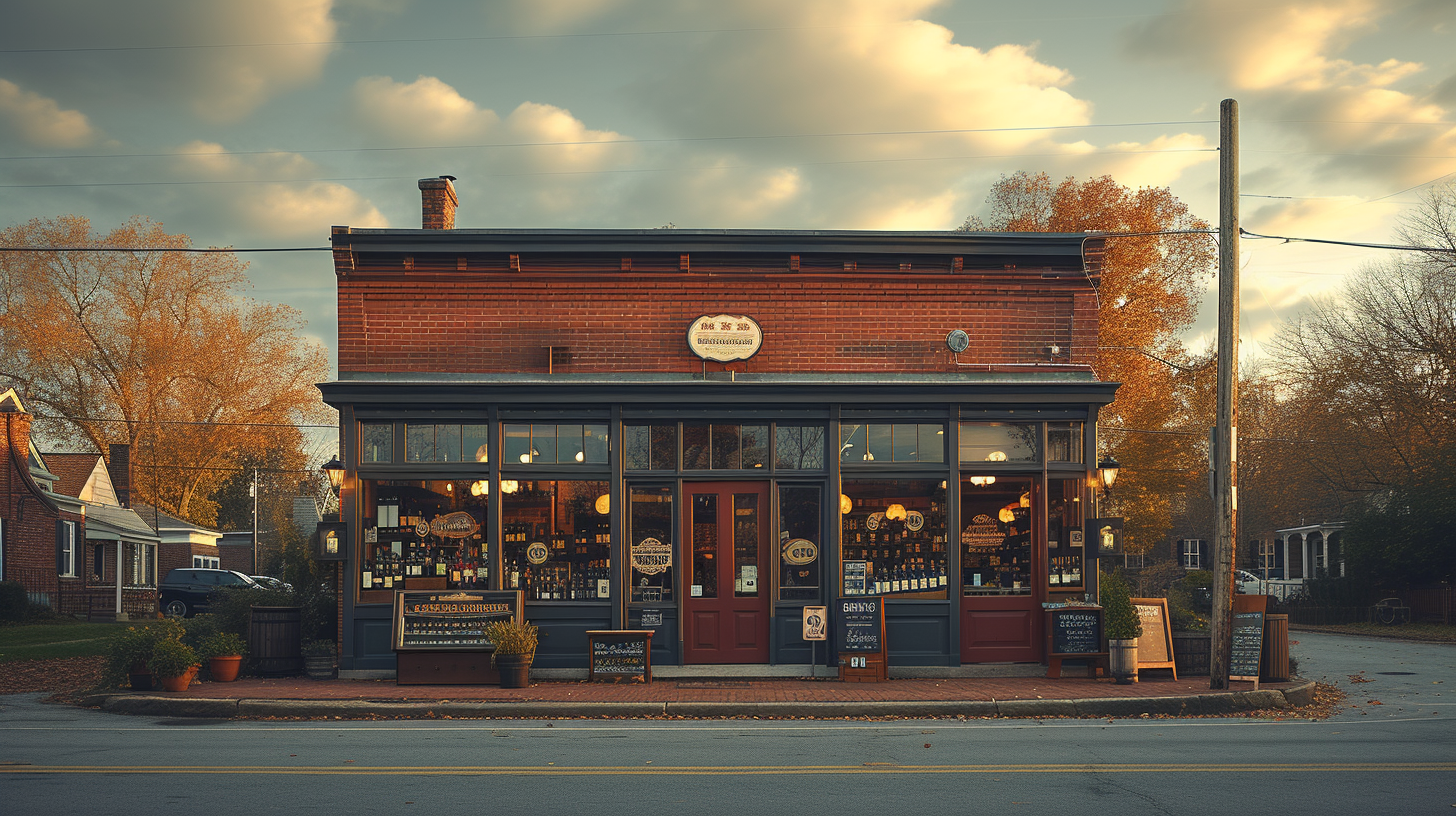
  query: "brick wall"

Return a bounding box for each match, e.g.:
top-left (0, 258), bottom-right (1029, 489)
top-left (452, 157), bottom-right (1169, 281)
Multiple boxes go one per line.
top-left (337, 265), bottom-right (1100, 375)
top-left (2, 411), bottom-right (84, 602)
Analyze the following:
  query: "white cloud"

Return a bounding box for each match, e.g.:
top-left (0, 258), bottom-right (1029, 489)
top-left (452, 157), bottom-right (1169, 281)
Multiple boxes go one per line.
top-left (0, 79), bottom-right (101, 147)
top-left (171, 140), bottom-right (386, 239)
top-left (352, 75), bottom-right (500, 143)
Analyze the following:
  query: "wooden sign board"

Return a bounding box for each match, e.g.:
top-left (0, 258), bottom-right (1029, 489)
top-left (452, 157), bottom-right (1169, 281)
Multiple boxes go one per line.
top-left (1132, 598), bottom-right (1177, 679)
top-left (587, 630), bottom-right (653, 683)
top-left (1047, 607), bottom-right (1103, 656)
top-left (392, 590), bottom-right (522, 652)
top-left (1230, 611), bottom-right (1266, 687)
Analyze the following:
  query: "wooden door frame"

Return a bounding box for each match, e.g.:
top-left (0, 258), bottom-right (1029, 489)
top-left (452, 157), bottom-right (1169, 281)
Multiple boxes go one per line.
top-left (680, 481), bottom-right (771, 664)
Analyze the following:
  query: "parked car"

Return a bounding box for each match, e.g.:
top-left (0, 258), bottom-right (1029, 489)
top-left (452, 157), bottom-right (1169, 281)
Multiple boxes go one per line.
top-left (250, 575), bottom-right (294, 592)
top-left (1235, 569), bottom-right (1265, 595)
top-left (159, 568), bottom-right (258, 617)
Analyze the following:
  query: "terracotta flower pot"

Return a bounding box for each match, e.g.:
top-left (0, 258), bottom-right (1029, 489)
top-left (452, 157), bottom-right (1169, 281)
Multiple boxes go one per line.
top-left (159, 665), bottom-right (200, 692)
top-left (209, 655), bottom-right (243, 682)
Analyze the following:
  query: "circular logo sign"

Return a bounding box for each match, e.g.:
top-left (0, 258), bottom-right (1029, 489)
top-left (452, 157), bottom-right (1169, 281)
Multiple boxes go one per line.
top-left (525, 541), bottom-right (549, 565)
top-left (782, 538), bottom-right (819, 565)
top-left (905, 510), bottom-right (925, 532)
top-left (414, 521), bottom-right (431, 538)
top-left (865, 512), bottom-right (884, 531)
top-left (631, 537), bottom-right (672, 575)
top-left (687, 314), bottom-right (763, 362)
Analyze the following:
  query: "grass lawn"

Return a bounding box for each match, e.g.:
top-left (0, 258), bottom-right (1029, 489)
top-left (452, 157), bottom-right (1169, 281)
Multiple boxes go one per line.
top-left (0, 620), bottom-right (150, 663)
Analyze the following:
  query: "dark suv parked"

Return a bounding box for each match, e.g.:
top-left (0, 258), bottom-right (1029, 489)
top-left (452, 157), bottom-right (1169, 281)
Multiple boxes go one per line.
top-left (159, 568), bottom-right (258, 617)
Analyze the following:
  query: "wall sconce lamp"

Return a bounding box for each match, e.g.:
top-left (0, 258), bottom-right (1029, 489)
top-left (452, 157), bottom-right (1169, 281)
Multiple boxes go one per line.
top-left (321, 457), bottom-right (345, 495)
top-left (1097, 455), bottom-right (1120, 495)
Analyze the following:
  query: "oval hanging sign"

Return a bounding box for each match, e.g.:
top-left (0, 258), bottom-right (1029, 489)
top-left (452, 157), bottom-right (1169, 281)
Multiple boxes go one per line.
top-left (782, 538), bottom-right (819, 565)
top-left (687, 314), bottom-right (763, 362)
top-left (525, 541), bottom-right (550, 565)
top-left (631, 537), bottom-right (672, 575)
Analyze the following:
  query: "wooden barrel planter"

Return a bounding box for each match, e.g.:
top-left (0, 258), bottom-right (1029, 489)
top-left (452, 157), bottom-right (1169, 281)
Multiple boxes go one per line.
top-left (249, 606), bottom-right (304, 677)
top-left (1171, 631), bottom-right (1211, 676)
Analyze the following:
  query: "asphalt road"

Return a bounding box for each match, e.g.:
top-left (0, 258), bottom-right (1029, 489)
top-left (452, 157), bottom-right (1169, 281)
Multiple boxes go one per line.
top-left (1, 631), bottom-right (1451, 816)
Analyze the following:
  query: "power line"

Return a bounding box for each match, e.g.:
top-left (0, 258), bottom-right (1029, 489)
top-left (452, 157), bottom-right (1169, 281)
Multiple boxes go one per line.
top-left (0, 245), bottom-right (330, 253)
top-left (32, 414), bottom-right (338, 430)
top-left (0, 121), bottom-right (1219, 162)
top-left (1240, 228), bottom-right (1456, 253)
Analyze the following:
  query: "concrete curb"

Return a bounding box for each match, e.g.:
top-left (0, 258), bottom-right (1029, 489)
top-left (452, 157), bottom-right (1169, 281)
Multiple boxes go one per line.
top-left (83, 680), bottom-right (1317, 721)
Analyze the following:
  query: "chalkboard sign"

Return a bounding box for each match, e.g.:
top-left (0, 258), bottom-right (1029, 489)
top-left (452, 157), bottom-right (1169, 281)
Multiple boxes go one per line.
top-left (587, 630), bottom-right (652, 683)
top-left (843, 560), bottom-right (869, 596)
top-left (837, 597), bottom-right (883, 652)
top-left (1230, 611), bottom-right (1266, 681)
top-left (1047, 607), bottom-right (1103, 656)
top-left (392, 590), bottom-right (522, 651)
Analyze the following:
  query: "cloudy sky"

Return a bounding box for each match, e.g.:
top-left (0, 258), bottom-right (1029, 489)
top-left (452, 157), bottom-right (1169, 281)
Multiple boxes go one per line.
top-left (2, 0), bottom-right (1453, 367)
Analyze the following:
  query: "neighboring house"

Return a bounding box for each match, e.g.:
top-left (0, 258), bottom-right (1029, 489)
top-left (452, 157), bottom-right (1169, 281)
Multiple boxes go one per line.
top-left (133, 503), bottom-right (223, 577)
top-left (218, 530), bottom-right (256, 574)
top-left (39, 449), bottom-right (160, 619)
top-left (292, 493), bottom-right (323, 538)
top-left (1, 388), bottom-right (158, 619)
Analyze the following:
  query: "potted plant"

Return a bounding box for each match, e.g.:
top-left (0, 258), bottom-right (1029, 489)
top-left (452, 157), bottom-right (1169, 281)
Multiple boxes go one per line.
top-left (199, 632), bottom-right (248, 682)
top-left (105, 618), bottom-right (186, 690)
top-left (483, 618), bottom-right (539, 689)
top-left (302, 640), bottom-right (337, 680)
top-left (148, 637), bottom-right (201, 692)
top-left (1101, 570), bottom-right (1143, 684)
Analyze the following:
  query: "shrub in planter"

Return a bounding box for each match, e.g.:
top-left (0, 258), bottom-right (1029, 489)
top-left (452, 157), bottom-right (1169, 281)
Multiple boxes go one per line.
top-left (302, 639), bottom-right (336, 680)
top-left (484, 619), bottom-right (539, 689)
top-left (199, 631), bottom-right (248, 682)
top-left (1101, 570), bottom-right (1143, 685)
top-left (103, 618), bottom-right (186, 689)
top-left (148, 637), bottom-right (200, 691)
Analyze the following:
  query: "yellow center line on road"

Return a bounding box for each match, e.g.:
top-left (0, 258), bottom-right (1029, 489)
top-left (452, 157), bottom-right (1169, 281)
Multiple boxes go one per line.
top-left (2, 763), bottom-right (1453, 776)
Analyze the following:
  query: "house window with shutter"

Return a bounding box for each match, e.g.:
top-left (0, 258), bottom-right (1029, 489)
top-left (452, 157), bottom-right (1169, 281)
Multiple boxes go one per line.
top-left (1181, 538), bottom-right (1203, 570)
top-left (58, 521), bottom-right (77, 577)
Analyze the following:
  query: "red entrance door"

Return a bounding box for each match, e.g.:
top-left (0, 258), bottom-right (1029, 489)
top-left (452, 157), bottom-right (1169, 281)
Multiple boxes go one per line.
top-left (682, 483), bottom-right (771, 664)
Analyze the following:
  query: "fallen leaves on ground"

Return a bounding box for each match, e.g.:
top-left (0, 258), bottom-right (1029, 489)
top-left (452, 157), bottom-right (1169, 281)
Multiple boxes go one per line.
top-left (0, 656), bottom-right (105, 698)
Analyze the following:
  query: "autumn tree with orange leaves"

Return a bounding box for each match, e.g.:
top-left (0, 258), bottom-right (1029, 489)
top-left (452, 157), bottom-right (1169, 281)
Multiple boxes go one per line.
top-left (963, 171), bottom-right (1216, 553)
top-left (0, 215), bottom-right (332, 525)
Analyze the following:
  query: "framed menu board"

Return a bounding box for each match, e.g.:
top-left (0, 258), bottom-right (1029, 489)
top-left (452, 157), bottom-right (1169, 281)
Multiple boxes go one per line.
top-left (392, 590), bottom-right (522, 651)
top-left (1132, 598), bottom-right (1177, 679)
top-left (587, 630), bottom-right (653, 683)
top-left (1230, 611), bottom-right (1266, 685)
top-left (1047, 607), bottom-right (1103, 656)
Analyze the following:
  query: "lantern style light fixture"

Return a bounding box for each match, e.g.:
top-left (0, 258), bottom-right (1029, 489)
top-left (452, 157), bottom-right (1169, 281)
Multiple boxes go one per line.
top-left (1097, 455), bottom-right (1121, 494)
top-left (470, 480), bottom-right (489, 497)
top-left (968, 475), bottom-right (997, 487)
top-left (998, 505), bottom-right (1016, 524)
top-left (500, 479), bottom-right (520, 494)
top-left (840, 494), bottom-right (854, 515)
top-left (884, 503), bottom-right (907, 522)
top-left (321, 457), bottom-right (345, 495)
top-left (595, 494), bottom-right (610, 515)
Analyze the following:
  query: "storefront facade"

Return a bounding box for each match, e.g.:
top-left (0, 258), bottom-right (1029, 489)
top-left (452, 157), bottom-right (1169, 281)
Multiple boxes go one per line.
top-left (320, 178), bottom-right (1117, 675)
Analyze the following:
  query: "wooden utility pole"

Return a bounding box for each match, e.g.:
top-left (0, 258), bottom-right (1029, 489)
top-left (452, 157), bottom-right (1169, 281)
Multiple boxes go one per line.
top-left (1210, 98), bottom-right (1240, 689)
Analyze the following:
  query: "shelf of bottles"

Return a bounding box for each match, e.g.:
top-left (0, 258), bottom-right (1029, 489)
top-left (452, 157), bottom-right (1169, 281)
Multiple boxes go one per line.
top-left (398, 613), bottom-right (488, 648)
top-left (1046, 478), bottom-right (1085, 592)
top-left (839, 496), bottom-right (948, 598)
top-left (360, 487), bottom-right (488, 593)
top-left (501, 481), bottom-right (613, 602)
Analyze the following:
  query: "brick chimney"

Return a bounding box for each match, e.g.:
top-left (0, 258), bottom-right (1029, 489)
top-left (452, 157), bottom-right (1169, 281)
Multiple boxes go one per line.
top-left (419, 175), bottom-right (458, 229)
top-left (109, 443), bottom-right (131, 507)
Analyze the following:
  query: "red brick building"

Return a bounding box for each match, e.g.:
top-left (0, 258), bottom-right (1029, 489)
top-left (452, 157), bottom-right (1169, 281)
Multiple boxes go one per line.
top-left (320, 177), bottom-right (1116, 676)
top-left (1, 389), bottom-right (158, 619)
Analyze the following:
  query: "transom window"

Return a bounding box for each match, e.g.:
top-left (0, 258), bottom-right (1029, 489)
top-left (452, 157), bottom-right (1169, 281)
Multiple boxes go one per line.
top-left (958, 423), bottom-right (1040, 464)
top-left (840, 423), bottom-right (944, 463)
top-left (402, 423), bottom-right (489, 463)
top-left (503, 424), bottom-right (609, 465)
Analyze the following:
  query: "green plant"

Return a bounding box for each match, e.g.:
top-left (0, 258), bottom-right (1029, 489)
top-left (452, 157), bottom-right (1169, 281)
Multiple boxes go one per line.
top-left (146, 636), bottom-right (199, 678)
top-left (102, 618), bottom-right (186, 686)
top-left (198, 631), bottom-right (247, 660)
top-left (205, 585), bottom-right (297, 638)
top-left (302, 639), bottom-right (336, 658)
top-left (484, 618), bottom-right (539, 663)
top-left (182, 613), bottom-right (219, 651)
top-left (1101, 570), bottom-right (1143, 640)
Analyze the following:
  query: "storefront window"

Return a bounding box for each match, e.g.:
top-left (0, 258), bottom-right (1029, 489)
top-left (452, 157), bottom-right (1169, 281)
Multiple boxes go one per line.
top-left (775, 425), bottom-right (825, 470)
top-left (839, 479), bottom-right (947, 598)
top-left (361, 423), bottom-right (393, 463)
top-left (1047, 478), bottom-right (1085, 591)
top-left (840, 424), bottom-right (945, 463)
top-left (501, 480), bottom-right (610, 601)
top-left (779, 486), bottom-right (822, 601)
top-left (504, 424), bottom-right (608, 465)
top-left (683, 423), bottom-right (768, 470)
top-left (1047, 422), bottom-right (1084, 463)
top-left (359, 479), bottom-right (488, 593)
top-left (625, 424), bottom-right (678, 471)
top-left (959, 423), bottom-right (1040, 463)
top-left (961, 475), bottom-right (1034, 594)
top-left (629, 486), bottom-right (674, 602)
